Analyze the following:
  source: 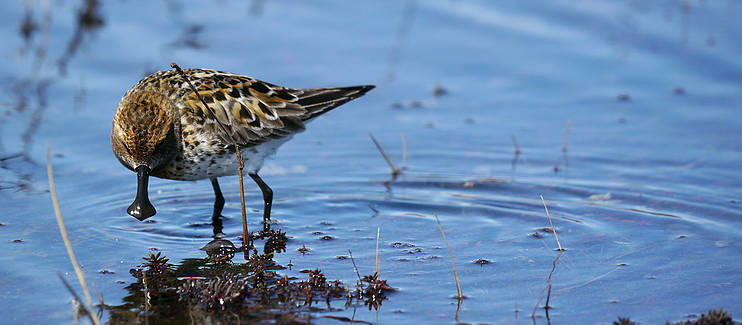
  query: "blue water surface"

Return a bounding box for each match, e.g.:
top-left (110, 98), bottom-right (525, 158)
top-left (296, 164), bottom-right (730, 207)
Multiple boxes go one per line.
top-left (1, 1), bottom-right (741, 324)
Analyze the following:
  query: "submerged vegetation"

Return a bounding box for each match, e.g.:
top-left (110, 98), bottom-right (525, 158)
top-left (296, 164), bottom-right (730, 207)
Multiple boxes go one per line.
top-left (3, 0), bottom-right (740, 324)
top-left (614, 308), bottom-right (736, 325)
top-left (105, 229), bottom-right (393, 324)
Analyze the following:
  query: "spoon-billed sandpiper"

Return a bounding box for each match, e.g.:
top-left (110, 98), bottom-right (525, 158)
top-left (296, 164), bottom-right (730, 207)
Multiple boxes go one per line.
top-left (111, 67), bottom-right (374, 224)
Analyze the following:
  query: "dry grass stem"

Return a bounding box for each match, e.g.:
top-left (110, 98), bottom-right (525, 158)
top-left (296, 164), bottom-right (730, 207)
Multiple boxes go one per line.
top-left (434, 212), bottom-right (463, 300)
top-left (236, 146), bottom-right (249, 256)
top-left (47, 144), bottom-right (101, 325)
top-left (375, 227), bottom-right (381, 276)
top-left (348, 249), bottom-right (364, 289)
top-left (541, 195), bottom-right (562, 251)
top-left (369, 133), bottom-right (399, 177)
top-left (532, 195), bottom-right (564, 319)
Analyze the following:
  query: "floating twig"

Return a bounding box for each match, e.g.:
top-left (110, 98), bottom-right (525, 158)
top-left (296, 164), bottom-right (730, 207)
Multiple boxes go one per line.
top-left (369, 133), bottom-right (399, 177)
top-left (434, 212), bottom-right (463, 300)
top-left (47, 144), bottom-right (101, 325)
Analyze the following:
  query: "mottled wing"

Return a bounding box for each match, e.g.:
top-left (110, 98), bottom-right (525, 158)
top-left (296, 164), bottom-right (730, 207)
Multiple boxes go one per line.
top-left (289, 85), bottom-right (376, 121)
top-left (180, 69), bottom-right (374, 146)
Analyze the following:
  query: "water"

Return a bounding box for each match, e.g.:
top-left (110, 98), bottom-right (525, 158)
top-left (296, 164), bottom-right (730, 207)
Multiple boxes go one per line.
top-left (1, 0), bottom-right (741, 324)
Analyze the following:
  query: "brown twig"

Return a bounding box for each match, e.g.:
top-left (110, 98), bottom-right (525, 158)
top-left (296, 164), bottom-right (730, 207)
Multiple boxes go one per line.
top-left (375, 227), bottom-right (381, 276)
top-left (236, 146), bottom-right (249, 257)
top-left (434, 212), bottom-right (463, 300)
top-left (541, 195), bottom-right (562, 251)
top-left (348, 249), bottom-right (364, 290)
top-left (532, 195), bottom-right (564, 319)
top-left (47, 144), bottom-right (101, 325)
top-left (369, 133), bottom-right (399, 177)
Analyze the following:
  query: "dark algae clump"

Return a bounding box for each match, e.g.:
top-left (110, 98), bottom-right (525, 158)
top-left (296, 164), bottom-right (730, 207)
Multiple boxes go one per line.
top-left (612, 309), bottom-right (737, 325)
top-left (106, 229), bottom-right (392, 324)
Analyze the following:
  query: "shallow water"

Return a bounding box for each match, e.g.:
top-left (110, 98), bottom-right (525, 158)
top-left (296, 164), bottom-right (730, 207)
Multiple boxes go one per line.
top-left (1, 0), bottom-right (741, 324)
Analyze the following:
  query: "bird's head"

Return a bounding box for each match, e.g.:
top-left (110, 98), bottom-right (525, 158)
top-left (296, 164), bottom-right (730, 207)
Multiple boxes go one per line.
top-left (111, 91), bottom-right (178, 220)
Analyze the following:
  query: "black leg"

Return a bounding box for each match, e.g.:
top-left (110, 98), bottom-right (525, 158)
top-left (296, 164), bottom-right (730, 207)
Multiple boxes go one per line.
top-left (248, 172), bottom-right (273, 226)
top-left (210, 177), bottom-right (225, 236)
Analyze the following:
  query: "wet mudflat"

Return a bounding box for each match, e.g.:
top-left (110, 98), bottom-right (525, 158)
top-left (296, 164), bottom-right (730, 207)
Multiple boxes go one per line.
top-left (1, 1), bottom-right (741, 324)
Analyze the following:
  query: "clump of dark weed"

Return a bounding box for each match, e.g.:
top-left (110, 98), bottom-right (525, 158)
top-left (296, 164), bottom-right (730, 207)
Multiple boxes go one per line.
top-left (179, 276), bottom-right (247, 310)
top-left (108, 231), bottom-right (392, 323)
top-left (665, 308), bottom-right (734, 325)
top-left (360, 272), bottom-right (392, 310)
top-left (130, 251), bottom-right (174, 288)
top-left (613, 316), bottom-right (636, 325)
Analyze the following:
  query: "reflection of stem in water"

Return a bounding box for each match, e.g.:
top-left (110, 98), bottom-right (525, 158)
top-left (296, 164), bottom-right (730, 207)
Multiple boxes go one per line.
top-left (552, 121), bottom-right (570, 174)
top-left (511, 135), bottom-right (521, 173)
top-left (165, 24), bottom-right (206, 50)
top-left (19, 5), bottom-right (38, 46)
top-left (561, 120), bottom-right (570, 153)
top-left (385, 0), bottom-right (417, 81)
top-left (32, 0), bottom-right (52, 76)
top-left (681, 0), bottom-right (690, 43)
top-left (57, 0), bottom-right (105, 76)
top-left (21, 80), bottom-right (51, 156)
top-left (249, 0), bottom-right (266, 17)
top-left (74, 76), bottom-right (87, 112)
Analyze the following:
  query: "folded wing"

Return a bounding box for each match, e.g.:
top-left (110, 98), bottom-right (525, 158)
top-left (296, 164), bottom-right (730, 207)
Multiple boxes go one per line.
top-left (180, 70), bottom-right (374, 146)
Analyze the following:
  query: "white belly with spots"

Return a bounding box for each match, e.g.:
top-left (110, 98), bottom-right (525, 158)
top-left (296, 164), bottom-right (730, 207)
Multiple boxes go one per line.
top-left (177, 135), bottom-right (293, 180)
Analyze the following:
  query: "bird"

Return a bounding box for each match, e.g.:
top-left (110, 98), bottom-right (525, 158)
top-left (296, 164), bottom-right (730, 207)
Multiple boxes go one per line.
top-left (111, 67), bottom-right (374, 228)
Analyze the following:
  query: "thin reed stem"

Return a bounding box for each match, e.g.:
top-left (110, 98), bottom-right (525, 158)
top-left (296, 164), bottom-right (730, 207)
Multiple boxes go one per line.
top-left (236, 146), bottom-right (249, 256)
top-left (434, 212), bottom-right (463, 300)
top-left (47, 144), bottom-right (101, 325)
top-left (540, 195), bottom-right (562, 251)
top-left (532, 195), bottom-right (564, 319)
top-left (375, 227), bottom-right (381, 275)
top-left (348, 249), bottom-right (364, 289)
top-left (369, 133), bottom-right (399, 177)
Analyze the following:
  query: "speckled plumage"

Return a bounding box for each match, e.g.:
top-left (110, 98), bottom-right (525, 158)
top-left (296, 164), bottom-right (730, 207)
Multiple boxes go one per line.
top-left (111, 68), bottom-right (374, 220)
top-left (112, 68), bottom-right (374, 180)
